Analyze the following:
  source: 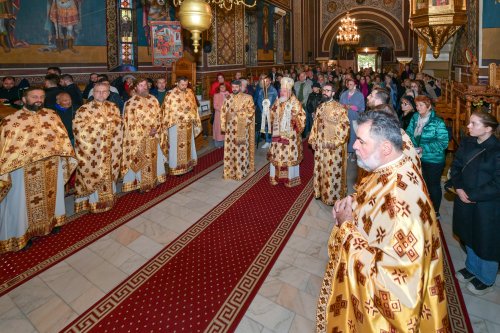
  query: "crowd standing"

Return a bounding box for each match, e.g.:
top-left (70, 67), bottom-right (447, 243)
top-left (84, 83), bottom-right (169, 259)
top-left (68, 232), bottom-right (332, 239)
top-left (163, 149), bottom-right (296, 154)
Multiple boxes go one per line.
top-left (1, 62), bottom-right (498, 332)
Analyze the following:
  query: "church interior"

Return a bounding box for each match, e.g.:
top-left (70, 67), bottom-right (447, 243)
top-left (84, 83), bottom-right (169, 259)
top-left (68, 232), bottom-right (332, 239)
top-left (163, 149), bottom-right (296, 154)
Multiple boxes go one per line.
top-left (0, 0), bottom-right (499, 332)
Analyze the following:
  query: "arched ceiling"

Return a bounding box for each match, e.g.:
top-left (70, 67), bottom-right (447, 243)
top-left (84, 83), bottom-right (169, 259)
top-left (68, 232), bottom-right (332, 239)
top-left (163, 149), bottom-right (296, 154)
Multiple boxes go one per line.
top-left (320, 8), bottom-right (405, 55)
top-left (357, 23), bottom-right (394, 48)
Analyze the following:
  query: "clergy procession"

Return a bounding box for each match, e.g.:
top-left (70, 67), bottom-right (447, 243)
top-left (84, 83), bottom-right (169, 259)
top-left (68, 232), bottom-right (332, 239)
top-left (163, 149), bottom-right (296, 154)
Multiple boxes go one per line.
top-left (2, 0), bottom-right (500, 329)
top-left (0, 75), bottom-right (200, 253)
top-left (0, 61), bottom-right (498, 332)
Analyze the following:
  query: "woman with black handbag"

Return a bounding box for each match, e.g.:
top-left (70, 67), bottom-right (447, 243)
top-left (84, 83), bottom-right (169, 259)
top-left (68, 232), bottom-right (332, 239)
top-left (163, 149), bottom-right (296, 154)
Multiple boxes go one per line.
top-left (451, 111), bottom-right (499, 295)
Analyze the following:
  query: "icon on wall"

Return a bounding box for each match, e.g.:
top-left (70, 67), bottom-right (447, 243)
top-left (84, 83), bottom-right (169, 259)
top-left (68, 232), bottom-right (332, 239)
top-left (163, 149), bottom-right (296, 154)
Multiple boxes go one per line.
top-left (150, 21), bottom-right (183, 66)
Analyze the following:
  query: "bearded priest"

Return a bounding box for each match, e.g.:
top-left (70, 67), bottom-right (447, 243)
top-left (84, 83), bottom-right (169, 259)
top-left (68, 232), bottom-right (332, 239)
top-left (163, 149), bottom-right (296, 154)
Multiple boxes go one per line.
top-left (220, 80), bottom-right (255, 180)
top-left (267, 77), bottom-right (306, 187)
top-left (0, 87), bottom-right (77, 253)
top-left (316, 111), bottom-right (449, 333)
top-left (121, 78), bottom-right (167, 193)
top-left (161, 76), bottom-right (202, 176)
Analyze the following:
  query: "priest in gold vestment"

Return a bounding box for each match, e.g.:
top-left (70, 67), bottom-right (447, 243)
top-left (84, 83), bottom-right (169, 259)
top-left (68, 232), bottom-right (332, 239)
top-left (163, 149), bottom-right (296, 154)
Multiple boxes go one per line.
top-left (220, 80), bottom-right (255, 180)
top-left (161, 76), bottom-right (201, 175)
top-left (121, 79), bottom-right (167, 192)
top-left (0, 88), bottom-right (77, 253)
top-left (308, 83), bottom-right (350, 205)
top-left (317, 111), bottom-right (449, 332)
top-left (267, 77), bottom-right (306, 187)
top-left (74, 83), bottom-right (123, 213)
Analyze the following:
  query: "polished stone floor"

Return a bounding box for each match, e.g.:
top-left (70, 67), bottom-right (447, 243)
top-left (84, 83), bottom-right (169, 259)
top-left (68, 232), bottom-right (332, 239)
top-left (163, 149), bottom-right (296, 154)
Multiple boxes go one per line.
top-left (0, 142), bottom-right (498, 333)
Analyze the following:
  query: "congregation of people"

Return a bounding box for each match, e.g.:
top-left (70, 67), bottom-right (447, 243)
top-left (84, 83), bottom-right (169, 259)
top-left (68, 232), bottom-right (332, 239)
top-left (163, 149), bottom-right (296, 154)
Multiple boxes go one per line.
top-left (1, 62), bottom-right (498, 332)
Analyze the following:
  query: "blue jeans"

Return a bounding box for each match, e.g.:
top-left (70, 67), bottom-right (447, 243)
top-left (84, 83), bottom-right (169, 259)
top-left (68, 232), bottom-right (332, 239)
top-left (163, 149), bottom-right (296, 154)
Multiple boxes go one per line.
top-left (466, 246), bottom-right (499, 286)
top-left (256, 123), bottom-right (271, 145)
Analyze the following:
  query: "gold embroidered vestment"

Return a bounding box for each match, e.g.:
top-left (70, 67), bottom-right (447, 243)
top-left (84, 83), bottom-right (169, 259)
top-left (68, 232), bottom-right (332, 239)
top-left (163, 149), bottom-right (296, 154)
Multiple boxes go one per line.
top-left (0, 108), bottom-right (76, 253)
top-left (268, 95), bottom-right (305, 167)
top-left (316, 156), bottom-right (449, 332)
top-left (73, 101), bottom-right (123, 213)
top-left (308, 100), bottom-right (350, 205)
top-left (161, 87), bottom-right (201, 175)
top-left (220, 93), bottom-right (255, 180)
top-left (121, 95), bottom-right (167, 192)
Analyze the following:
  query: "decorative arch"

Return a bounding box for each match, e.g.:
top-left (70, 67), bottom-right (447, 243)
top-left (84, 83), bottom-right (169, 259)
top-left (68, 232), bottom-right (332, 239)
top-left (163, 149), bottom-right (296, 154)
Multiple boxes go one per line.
top-left (320, 8), bottom-right (405, 56)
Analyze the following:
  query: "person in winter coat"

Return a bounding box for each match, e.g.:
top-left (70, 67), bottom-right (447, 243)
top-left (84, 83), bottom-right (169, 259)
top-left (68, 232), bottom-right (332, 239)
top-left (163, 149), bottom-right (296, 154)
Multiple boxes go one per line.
top-left (406, 95), bottom-right (449, 217)
top-left (304, 82), bottom-right (322, 137)
top-left (397, 95), bottom-right (416, 130)
top-left (451, 111), bottom-right (499, 295)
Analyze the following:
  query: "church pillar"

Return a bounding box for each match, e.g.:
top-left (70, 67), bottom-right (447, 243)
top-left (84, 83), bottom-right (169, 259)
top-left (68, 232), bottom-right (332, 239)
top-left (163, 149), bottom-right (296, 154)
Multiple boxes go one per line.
top-left (106, 0), bottom-right (139, 70)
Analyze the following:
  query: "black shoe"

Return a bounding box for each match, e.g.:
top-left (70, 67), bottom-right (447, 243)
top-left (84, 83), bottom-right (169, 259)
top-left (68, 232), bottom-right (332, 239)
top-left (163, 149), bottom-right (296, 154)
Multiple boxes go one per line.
top-left (435, 212), bottom-right (441, 220)
top-left (22, 240), bottom-right (33, 251)
top-left (467, 277), bottom-right (494, 296)
top-left (52, 226), bottom-right (61, 234)
top-left (455, 268), bottom-right (475, 283)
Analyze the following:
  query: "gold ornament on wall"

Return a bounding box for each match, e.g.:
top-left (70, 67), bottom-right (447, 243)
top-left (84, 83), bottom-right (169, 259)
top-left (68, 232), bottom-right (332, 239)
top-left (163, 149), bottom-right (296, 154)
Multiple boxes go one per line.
top-left (408, 0), bottom-right (467, 58)
top-left (170, 0), bottom-right (256, 53)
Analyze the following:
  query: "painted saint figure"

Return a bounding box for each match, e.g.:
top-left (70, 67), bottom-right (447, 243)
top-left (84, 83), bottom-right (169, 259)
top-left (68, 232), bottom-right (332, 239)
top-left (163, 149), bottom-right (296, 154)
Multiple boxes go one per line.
top-left (48, 0), bottom-right (82, 53)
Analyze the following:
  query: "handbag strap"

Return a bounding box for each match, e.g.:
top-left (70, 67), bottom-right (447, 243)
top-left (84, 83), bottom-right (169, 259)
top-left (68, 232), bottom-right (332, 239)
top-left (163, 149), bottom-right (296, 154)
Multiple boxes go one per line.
top-left (460, 148), bottom-right (486, 173)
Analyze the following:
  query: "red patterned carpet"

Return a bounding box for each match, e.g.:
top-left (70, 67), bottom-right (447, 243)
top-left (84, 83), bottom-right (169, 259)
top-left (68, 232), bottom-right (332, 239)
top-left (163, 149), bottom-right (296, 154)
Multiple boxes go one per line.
top-left (63, 144), bottom-right (316, 332)
top-left (0, 148), bottom-right (224, 296)
top-left (439, 225), bottom-right (474, 333)
top-left (61, 143), bottom-right (471, 333)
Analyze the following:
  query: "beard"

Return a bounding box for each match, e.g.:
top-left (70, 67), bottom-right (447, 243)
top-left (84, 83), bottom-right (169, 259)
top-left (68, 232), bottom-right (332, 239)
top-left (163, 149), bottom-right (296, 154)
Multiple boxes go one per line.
top-left (321, 95), bottom-right (331, 102)
top-left (232, 90), bottom-right (239, 95)
top-left (279, 96), bottom-right (288, 102)
top-left (25, 102), bottom-right (43, 112)
top-left (355, 150), bottom-right (382, 172)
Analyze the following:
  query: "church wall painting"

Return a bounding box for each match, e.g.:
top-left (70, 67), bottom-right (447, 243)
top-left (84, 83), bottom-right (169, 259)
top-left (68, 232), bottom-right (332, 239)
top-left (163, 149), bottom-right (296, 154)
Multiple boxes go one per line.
top-left (1, 0), bottom-right (107, 66)
top-left (257, 1), bottom-right (275, 62)
top-left (481, 0), bottom-right (500, 65)
top-left (137, 1), bottom-right (176, 64)
top-left (284, 12), bottom-right (291, 62)
top-left (150, 21), bottom-right (183, 66)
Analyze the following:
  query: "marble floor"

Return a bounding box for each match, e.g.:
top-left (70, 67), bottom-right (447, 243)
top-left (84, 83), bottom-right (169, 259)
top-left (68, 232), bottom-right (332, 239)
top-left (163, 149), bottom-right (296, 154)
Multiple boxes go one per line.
top-left (0, 141), bottom-right (499, 333)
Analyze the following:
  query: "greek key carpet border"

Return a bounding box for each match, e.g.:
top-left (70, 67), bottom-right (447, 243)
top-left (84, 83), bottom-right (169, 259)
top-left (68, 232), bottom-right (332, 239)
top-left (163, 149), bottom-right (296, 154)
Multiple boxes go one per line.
top-left (206, 179), bottom-right (314, 332)
top-left (439, 227), bottom-right (473, 333)
top-left (0, 159), bottom-right (223, 296)
top-left (63, 162), bottom-right (272, 333)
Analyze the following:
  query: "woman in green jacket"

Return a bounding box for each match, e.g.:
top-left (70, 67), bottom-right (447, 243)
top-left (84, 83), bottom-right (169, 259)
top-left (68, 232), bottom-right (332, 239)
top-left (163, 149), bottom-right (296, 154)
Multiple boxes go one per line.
top-left (406, 95), bottom-right (449, 218)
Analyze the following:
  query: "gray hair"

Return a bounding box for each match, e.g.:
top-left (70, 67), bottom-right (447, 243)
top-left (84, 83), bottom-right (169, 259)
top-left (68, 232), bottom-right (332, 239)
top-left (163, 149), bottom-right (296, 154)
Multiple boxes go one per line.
top-left (371, 87), bottom-right (390, 105)
top-left (357, 110), bottom-right (402, 151)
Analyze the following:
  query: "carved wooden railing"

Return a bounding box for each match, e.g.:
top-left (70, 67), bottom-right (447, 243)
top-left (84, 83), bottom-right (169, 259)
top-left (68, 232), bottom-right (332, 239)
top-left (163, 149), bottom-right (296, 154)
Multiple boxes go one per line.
top-left (489, 63), bottom-right (500, 89)
top-left (436, 79), bottom-right (500, 146)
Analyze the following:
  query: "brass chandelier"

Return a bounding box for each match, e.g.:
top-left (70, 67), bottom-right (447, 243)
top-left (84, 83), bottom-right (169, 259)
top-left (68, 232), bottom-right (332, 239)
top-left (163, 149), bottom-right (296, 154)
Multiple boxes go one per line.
top-left (173, 0), bottom-right (256, 11)
top-left (164, 0), bottom-right (256, 52)
top-left (336, 12), bottom-right (360, 46)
